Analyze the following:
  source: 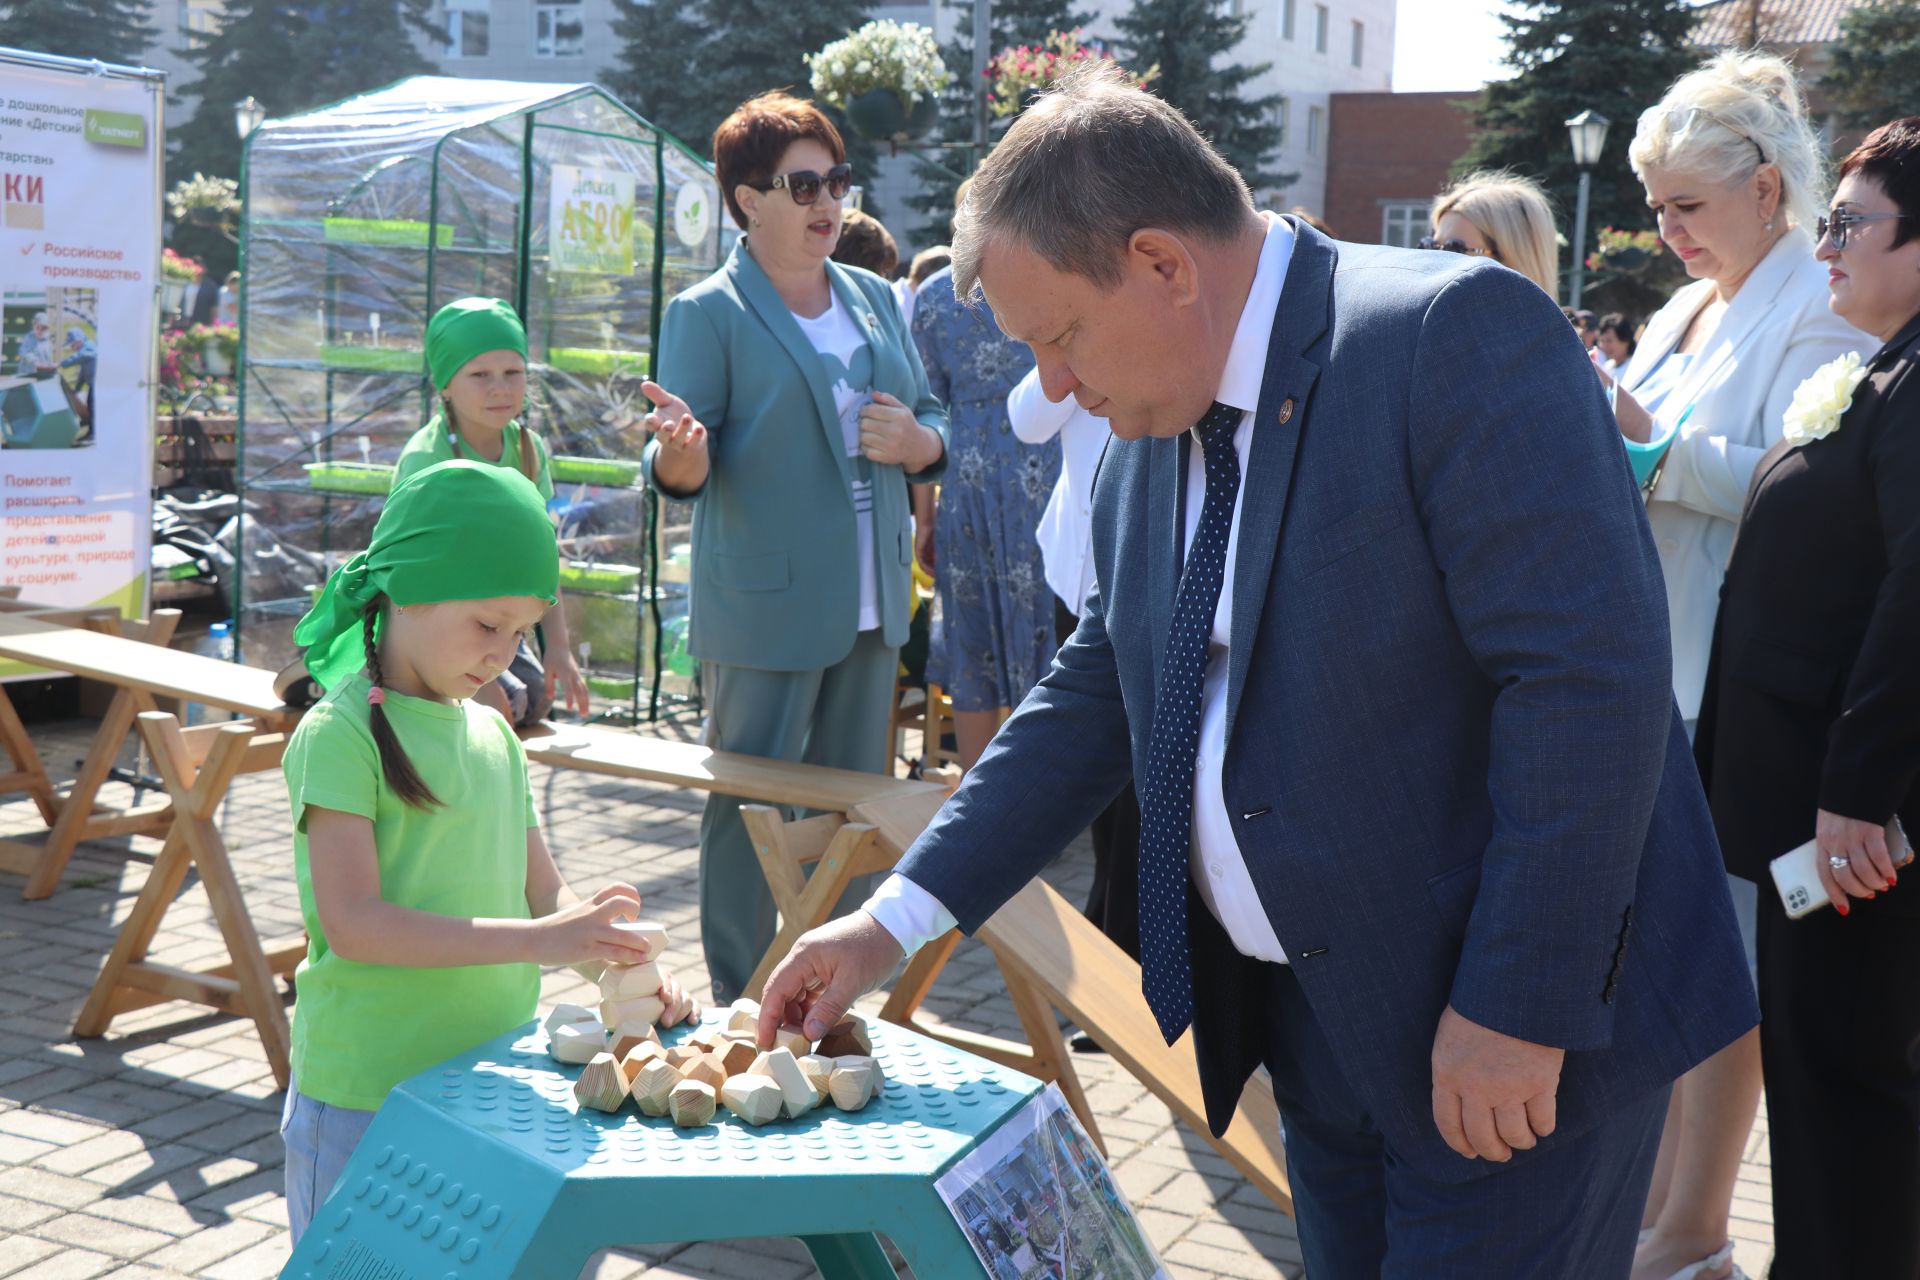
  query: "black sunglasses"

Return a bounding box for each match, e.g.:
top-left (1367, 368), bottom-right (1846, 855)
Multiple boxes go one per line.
top-left (1816, 208), bottom-right (1914, 251)
top-left (751, 163), bottom-right (853, 206)
top-left (1417, 235), bottom-right (1494, 258)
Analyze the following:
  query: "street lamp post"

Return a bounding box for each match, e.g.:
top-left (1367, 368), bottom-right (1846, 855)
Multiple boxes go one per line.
top-left (233, 96), bottom-right (265, 139)
top-left (1565, 108), bottom-right (1610, 308)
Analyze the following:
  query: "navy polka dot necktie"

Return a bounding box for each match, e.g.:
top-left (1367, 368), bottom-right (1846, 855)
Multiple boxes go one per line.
top-left (1139, 400), bottom-right (1243, 1043)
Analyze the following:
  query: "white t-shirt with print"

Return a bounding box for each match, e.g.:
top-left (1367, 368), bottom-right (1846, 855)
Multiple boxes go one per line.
top-left (790, 293), bottom-right (880, 632)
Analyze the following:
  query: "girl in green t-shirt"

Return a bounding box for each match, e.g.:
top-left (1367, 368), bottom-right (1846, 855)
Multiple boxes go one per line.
top-left (391, 297), bottom-right (590, 725)
top-left (279, 459), bottom-right (699, 1246)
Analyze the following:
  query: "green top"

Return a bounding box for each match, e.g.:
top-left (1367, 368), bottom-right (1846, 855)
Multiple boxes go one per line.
top-left (294, 459), bottom-right (559, 693)
top-left (284, 671), bottom-right (541, 1111)
top-left (396, 414), bottom-right (554, 502)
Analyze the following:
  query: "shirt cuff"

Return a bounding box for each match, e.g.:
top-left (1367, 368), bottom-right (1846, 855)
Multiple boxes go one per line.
top-left (862, 872), bottom-right (958, 956)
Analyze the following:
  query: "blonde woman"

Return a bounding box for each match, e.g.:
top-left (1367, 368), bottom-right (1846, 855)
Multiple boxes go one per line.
top-left (1610, 51), bottom-right (1875, 1280)
top-left (1425, 171), bottom-right (1560, 297)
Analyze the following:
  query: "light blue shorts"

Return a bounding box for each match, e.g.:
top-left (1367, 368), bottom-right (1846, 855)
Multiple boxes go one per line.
top-left (281, 1081), bottom-right (377, 1247)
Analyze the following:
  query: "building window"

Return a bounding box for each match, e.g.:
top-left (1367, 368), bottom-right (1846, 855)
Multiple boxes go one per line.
top-left (177, 0), bottom-right (221, 51)
top-left (1380, 202), bottom-right (1428, 248)
top-left (1280, 0), bottom-right (1295, 39)
top-left (1275, 96), bottom-right (1289, 149)
top-left (1307, 105), bottom-right (1324, 156)
top-left (445, 0), bottom-right (490, 58)
top-left (1314, 3), bottom-right (1329, 53)
top-left (535, 0), bottom-right (583, 57)
top-left (1351, 19), bottom-right (1364, 67)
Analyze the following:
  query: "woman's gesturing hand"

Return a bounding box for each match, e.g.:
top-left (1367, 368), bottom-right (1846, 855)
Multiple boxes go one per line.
top-left (859, 391), bottom-right (941, 470)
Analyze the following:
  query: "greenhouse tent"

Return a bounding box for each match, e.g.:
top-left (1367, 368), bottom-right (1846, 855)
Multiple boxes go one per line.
top-left (235, 76), bottom-right (723, 719)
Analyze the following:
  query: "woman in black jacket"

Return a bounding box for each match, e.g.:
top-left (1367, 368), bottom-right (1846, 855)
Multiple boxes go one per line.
top-left (1695, 117), bottom-right (1920, 1279)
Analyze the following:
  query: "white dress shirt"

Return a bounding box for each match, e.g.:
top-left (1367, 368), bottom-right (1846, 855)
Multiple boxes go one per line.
top-left (1007, 365), bottom-right (1109, 613)
top-left (865, 215), bottom-right (1298, 966)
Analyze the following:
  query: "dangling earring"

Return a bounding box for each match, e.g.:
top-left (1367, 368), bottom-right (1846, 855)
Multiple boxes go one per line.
top-left (750, 215), bottom-right (760, 229)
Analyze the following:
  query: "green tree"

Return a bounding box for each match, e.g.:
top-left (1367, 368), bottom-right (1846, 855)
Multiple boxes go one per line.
top-left (294, 0), bottom-right (443, 110)
top-left (902, 0), bottom-right (1095, 242)
top-left (1821, 0), bottom-right (1920, 130)
top-left (0, 0), bottom-right (153, 67)
top-left (1458, 0), bottom-right (1697, 293)
top-left (604, 0), bottom-right (882, 218)
top-left (1115, 0), bottom-right (1284, 190)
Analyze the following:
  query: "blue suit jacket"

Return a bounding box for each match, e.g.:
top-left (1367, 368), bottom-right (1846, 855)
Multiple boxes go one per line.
top-left (896, 220), bottom-right (1758, 1182)
top-left (643, 242), bottom-right (948, 671)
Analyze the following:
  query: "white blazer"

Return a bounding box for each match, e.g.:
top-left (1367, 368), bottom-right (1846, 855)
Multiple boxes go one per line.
top-left (1007, 366), bottom-right (1110, 614)
top-left (1620, 227), bottom-right (1874, 720)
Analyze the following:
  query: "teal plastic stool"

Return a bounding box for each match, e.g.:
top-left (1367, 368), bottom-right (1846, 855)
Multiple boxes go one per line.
top-left (279, 1014), bottom-right (1042, 1279)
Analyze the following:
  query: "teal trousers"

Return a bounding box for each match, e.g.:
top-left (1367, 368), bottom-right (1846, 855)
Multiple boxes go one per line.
top-left (698, 628), bottom-right (899, 1004)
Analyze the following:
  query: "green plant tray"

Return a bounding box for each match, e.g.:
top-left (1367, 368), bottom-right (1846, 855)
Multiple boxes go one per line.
top-left (558, 561), bottom-right (641, 593)
top-left (586, 674), bottom-right (638, 701)
top-left (547, 347), bottom-right (649, 377)
top-left (550, 455), bottom-right (643, 488)
top-left (305, 461), bottom-right (396, 494)
top-left (320, 345), bottom-right (424, 374)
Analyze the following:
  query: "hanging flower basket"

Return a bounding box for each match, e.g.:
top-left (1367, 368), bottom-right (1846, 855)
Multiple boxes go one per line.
top-left (808, 21), bottom-right (949, 144)
top-left (846, 87), bottom-right (939, 143)
top-left (986, 30), bottom-right (1157, 119)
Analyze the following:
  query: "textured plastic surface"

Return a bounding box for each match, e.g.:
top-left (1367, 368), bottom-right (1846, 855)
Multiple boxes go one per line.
top-left (278, 1013), bottom-right (1038, 1279)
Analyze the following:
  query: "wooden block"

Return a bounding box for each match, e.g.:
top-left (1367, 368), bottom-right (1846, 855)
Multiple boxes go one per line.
top-left (772, 1025), bottom-right (813, 1059)
top-left (597, 960), bottom-right (662, 1002)
top-left (680, 1053), bottom-right (727, 1092)
top-left (833, 1053), bottom-right (883, 1086)
top-left (664, 1045), bottom-right (703, 1070)
top-left (750, 1048), bottom-right (818, 1119)
top-left (549, 1021), bottom-right (605, 1065)
top-left (573, 1053), bottom-right (630, 1114)
top-left (618, 1041), bottom-right (667, 1084)
top-left (725, 998), bottom-right (761, 1035)
top-left (797, 1054), bottom-right (835, 1097)
top-left (720, 1075), bottom-right (785, 1126)
top-left (716, 1039), bottom-right (759, 1078)
top-left (669, 1079), bottom-right (716, 1127)
top-left (816, 1015), bottom-right (872, 1059)
top-left (828, 1062), bottom-right (876, 1111)
top-left (610, 919), bottom-right (670, 960)
top-left (543, 1002), bottom-right (596, 1034)
top-left (686, 1028), bottom-right (725, 1053)
top-left (632, 1060), bottom-right (680, 1117)
top-left (610, 1026), bottom-right (662, 1061)
top-left (600, 993), bottom-right (666, 1029)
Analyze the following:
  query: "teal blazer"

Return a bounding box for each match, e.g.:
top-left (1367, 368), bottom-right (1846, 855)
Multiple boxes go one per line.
top-left (642, 241), bottom-right (948, 672)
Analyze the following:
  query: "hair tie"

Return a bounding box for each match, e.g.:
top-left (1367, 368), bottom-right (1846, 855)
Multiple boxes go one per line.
top-left (367, 687), bottom-right (387, 706)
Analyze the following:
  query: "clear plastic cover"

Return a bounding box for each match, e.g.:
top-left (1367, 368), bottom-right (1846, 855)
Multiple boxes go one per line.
top-left (236, 76), bottom-right (724, 718)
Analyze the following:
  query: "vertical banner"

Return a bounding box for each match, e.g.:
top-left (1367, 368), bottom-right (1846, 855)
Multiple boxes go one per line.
top-left (0, 54), bottom-right (160, 634)
top-left (550, 163), bottom-right (635, 275)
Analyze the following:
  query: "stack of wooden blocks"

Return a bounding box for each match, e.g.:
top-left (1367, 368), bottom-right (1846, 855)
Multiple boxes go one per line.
top-left (544, 930), bottom-right (882, 1131)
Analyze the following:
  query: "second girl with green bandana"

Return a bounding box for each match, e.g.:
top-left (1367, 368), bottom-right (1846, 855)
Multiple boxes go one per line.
top-left (393, 296), bottom-right (590, 723)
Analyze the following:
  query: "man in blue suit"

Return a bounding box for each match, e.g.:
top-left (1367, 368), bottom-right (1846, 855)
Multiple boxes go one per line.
top-left (761, 64), bottom-right (1757, 1276)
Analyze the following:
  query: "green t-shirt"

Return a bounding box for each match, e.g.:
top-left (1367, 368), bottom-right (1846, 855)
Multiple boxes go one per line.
top-left (395, 414), bottom-right (554, 501)
top-left (283, 671), bottom-right (541, 1111)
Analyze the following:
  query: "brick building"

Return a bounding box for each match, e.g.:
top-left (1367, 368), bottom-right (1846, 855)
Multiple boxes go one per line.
top-left (1321, 90), bottom-right (1476, 248)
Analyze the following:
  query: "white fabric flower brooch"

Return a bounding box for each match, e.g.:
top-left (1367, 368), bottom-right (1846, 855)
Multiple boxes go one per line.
top-left (1782, 351), bottom-right (1869, 446)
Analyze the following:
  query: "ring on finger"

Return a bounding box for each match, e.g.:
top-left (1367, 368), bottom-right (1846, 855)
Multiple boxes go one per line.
top-left (1829, 854), bottom-right (1853, 871)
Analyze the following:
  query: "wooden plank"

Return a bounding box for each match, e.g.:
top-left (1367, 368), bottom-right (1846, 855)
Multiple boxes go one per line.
top-left (977, 880), bottom-right (1293, 1214)
top-left (76, 802), bottom-right (175, 841)
top-left (114, 961), bottom-right (245, 1014)
top-left (0, 613), bottom-right (290, 722)
top-left (847, 788), bottom-right (948, 861)
top-left (520, 723), bottom-right (943, 814)
top-left (94, 941), bottom-right (304, 1018)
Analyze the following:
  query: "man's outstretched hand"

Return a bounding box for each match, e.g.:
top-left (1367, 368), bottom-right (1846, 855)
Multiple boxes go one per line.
top-left (1430, 1004), bottom-right (1564, 1162)
top-left (756, 911), bottom-right (905, 1046)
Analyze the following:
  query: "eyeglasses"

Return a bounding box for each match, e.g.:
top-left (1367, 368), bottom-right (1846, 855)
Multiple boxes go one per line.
top-left (751, 163), bottom-right (853, 206)
top-left (1816, 208), bottom-right (1914, 251)
top-left (1417, 236), bottom-right (1494, 258)
top-left (1671, 107), bottom-right (1767, 166)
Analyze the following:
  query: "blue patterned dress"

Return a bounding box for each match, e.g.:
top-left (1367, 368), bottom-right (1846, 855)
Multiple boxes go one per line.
top-left (912, 268), bottom-right (1061, 712)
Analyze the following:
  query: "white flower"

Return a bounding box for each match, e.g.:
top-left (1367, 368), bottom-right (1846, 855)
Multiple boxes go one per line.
top-left (1781, 351), bottom-right (1869, 445)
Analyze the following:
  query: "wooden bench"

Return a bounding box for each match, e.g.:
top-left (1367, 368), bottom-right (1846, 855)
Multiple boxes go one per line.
top-left (0, 609), bottom-right (295, 899)
top-left (748, 789), bottom-right (1293, 1214)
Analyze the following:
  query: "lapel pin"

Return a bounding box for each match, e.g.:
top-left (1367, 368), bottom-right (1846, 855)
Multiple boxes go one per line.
top-left (1277, 397), bottom-right (1295, 425)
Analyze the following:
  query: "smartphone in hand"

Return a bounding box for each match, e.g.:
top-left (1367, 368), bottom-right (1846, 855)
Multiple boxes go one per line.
top-left (1771, 820), bottom-right (1913, 919)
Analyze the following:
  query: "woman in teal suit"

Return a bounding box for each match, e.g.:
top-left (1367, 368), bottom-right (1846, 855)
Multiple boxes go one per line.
top-left (639, 91), bottom-right (948, 1003)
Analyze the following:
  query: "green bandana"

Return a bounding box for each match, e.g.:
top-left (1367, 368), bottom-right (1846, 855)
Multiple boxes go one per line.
top-left (425, 297), bottom-right (527, 389)
top-left (294, 460), bottom-right (558, 691)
